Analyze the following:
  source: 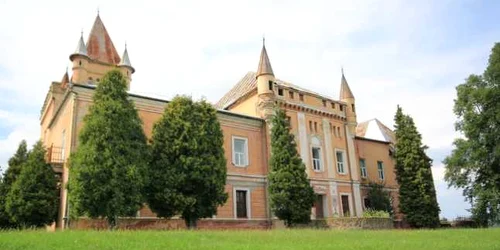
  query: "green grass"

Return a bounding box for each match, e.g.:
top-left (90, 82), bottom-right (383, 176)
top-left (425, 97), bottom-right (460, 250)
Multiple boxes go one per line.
top-left (0, 228), bottom-right (499, 250)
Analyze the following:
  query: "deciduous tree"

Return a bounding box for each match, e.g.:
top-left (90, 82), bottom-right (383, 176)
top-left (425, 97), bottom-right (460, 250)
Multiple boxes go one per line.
top-left (365, 182), bottom-right (393, 215)
top-left (444, 43), bottom-right (500, 226)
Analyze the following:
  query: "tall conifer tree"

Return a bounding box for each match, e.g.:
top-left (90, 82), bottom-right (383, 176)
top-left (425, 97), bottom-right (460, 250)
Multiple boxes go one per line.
top-left (0, 140), bottom-right (28, 228)
top-left (146, 96), bottom-right (227, 229)
top-left (5, 141), bottom-right (58, 228)
top-left (268, 108), bottom-right (315, 227)
top-left (69, 70), bottom-right (148, 229)
top-left (394, 106), bottom-right (440, 228)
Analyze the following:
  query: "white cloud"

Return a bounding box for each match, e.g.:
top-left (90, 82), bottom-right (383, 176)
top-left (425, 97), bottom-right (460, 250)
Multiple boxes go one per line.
top-left (0, 0), bottom-right (496, 217)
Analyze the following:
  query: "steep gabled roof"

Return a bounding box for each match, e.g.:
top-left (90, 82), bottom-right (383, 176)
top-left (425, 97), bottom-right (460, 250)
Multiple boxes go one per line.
top-left (86, 15), bottom-right (121, 64)
top-left (215, 72), bottom-right (337, 109)
top-left (215, 72), bottom-right (257, 109)
top-left (356, 118), bottom-right (395, 143)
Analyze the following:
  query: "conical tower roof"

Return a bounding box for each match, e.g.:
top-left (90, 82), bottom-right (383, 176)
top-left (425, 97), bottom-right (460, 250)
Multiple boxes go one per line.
top-left (340, 68), bottom-right (354, 99)
top-left (70, 32), bottom-right (88, 60)
top-left (256, 39), bottom-right (274, 78)
top-left (119, 44), bottom-right (135, 73)
top-left (86, 15), bottom-right (121, 64)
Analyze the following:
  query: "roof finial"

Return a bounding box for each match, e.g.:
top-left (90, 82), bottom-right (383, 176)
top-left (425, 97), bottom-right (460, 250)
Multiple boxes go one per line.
top-left (341, 66), bottom-right (344, 75)
top-left (125, 41), bottom-right (127, 49)
top-left (262, 35), bottom-right (265, 46)
top-left (97, 7), bottom-right (100, 16)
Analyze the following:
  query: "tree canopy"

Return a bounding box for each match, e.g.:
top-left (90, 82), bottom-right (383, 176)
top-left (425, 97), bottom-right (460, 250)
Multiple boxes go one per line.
top-left (69, 70), bottom-right (149, 228)
top-left (145, 96), bottom-right (227, 229)
top-left (394, 106), bottom-right (440, 228)
top-left (365, 182), bottom-right (393, 215)
top-left (5, 141), bottom-right (58, 228)
top-left (268, 107), bottom-right (315, 227)
top-left (444, 43), bottom-right (500, 226)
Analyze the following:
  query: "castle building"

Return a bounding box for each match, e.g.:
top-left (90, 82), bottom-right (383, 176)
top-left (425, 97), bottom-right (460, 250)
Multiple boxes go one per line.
top-left (41, 15), bottom-right (400, 229)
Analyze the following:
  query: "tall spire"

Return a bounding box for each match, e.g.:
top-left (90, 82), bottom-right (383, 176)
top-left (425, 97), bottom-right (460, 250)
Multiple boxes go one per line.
top-left (119, 43), bottom-right (135, 73)
top-left (340, 68), bottom-right (354, 99)
top-left (256, 38), bottom-right (274, 78)
top-left (86, 14), bottom-right (121, 64)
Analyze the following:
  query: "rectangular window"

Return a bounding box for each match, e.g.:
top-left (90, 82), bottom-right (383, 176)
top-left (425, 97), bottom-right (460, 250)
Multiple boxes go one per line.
top-left (312, 147), bottom-right (322, 171)
top-left (322, 100), bottom-right (326, 107)
top-left (278, 88), bottom-right (284, 96)
top-left (236, 190), bottom-right (248, 218)
top-left (337, 127), bottom-right (341, 137)
top-left (314, 122), bottom-right (318, 132)
top-left (309, 121), bottom-right (313, 132)
top-left (289, 91), bottom-right (294, 99)
top-left (331, 103), bottom-right (335, 109)
top-left (286, 116), bottom-right (291, 127)
top-left (351, 104), bottom-right (356, 113)
top-left (299, 94), bottom-right (304, 101)
top-left (377, 161), bottom-right (385, 180)
top-left (340, 105), bottom-right (344, 111)
top-left (336, 151), bottom-right (345, 173)
top-left (360, 159), bottom-right (367, 178)
top-left (232, 137), bottom-right (248, 167)
top-left (268, 81), bottom-right (273, 90)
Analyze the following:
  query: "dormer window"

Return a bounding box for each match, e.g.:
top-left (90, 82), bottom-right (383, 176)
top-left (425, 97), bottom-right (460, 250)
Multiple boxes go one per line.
top-left (322, 100), bottom-right (326, 107)
top-left (289, 91), bottom-right (294, 99)
top-left (299, 94), bottom-right (304, 101)
top-left (278, 88), bottom-right (284, 96)
top-left (331, 103), bottom-right (335, 109)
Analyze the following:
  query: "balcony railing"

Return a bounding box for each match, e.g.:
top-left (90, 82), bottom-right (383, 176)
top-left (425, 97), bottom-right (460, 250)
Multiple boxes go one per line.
top-left (46, 145), bottom-right (65, 165)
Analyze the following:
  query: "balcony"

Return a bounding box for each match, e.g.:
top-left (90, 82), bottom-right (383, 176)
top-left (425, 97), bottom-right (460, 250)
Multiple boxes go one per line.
top-left (46, 145), bottom-right (65, 174)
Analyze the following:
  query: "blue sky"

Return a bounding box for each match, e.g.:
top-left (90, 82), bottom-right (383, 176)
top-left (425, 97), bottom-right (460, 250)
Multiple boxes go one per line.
top-left (1, 0), bottom-right (499, 219)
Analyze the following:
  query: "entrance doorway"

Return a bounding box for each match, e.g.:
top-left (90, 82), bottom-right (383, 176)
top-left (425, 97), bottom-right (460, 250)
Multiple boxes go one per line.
top-left (341, 195), bottom-right (350, 217)
top-left (314, 194), bottom-right (324, 219)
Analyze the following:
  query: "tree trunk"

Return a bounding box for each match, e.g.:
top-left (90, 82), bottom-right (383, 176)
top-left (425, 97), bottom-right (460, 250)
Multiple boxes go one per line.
top-left (108, 216), bottom-right (118, 230)
top-left (185, 217), bottom-right (198, 230)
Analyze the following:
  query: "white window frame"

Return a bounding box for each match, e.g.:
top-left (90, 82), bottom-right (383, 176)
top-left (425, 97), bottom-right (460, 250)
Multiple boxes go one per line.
top-left (233, 187), bottom-right (251, 219)
top-left (311, 146), bottom-right (322, 171)
top-left (335, 149), bottom-right (347, 175)
top-left (232, 136), bottom-right (249, 167)
top-left (377, 161), bottom-right (385, 180)
top-left (359, 158), bottom-right (367, 178)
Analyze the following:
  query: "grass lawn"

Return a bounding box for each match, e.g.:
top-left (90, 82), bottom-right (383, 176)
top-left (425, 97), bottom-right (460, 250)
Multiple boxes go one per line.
top-left (0, 228), bottom-right (499, 250)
